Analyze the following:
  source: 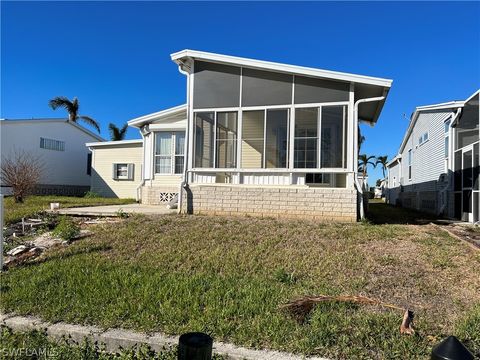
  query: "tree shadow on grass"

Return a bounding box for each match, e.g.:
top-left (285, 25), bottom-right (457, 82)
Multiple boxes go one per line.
top-left (367, 201), bottom-right (440, 225)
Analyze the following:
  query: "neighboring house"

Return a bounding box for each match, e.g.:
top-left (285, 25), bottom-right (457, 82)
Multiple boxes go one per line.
top-left (90, 50), bottom-right (392, 221)
top-left (386, 90), bottom-right (479, 223)
top-left (0, 118), bottom-right (103, 195)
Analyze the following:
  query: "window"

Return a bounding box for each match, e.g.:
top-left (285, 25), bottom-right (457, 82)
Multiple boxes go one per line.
top-left (418, 132), bottom-right (429, 145)
top-left (216, 112), bottom-right (237, 168)
top-left (408, 149), bottom-right (412, 180)
top-left (87, 153), bottom-right (92, 176)
top-left (265, 109), bottom-right (289, 168)
top-left (306, 173), bottom-right (330, 185)
top-left (239, 109), bottom-right (289, 168)
top-left (294, 108), bottom-right (318, 168)
top-left (194, 113), bottom-right (214, 168)
top-left (40, 137), bottom-right (65, 151)
top-left (241, 110), bottom-right (264, 168)
top-left (174, 132), bottom-right (185, 174)
top-left (112, 163), bottom-right (133, 180)
top-left (155, 132), bottom-right (185, 174)
top-left (321, 106), bottom-right (347, 168)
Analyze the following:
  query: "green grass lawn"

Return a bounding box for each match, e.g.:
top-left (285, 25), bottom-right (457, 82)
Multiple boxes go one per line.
top-left (1, 204), bottom-right (479, 359)
top-left (3, 195), bottom-right (135, 224)
top-left (0, 326), bottom-right (226, 359)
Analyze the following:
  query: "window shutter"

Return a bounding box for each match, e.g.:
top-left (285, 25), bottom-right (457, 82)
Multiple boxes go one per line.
top-left (127, 164), bottom-right (134, 180)
top-left (112, 164), bottom-right (118, 180)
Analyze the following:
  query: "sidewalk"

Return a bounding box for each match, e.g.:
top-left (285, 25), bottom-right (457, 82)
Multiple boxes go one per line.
top-left (0, 313), bottom-right (329, 360)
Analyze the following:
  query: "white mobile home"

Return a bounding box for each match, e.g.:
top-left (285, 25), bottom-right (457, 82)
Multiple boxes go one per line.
top-left (0, 118), bottom-right (103, 195)
top-left (386, 90), bottom-right (480, 223)
top-left (125, 50), bottom-right (393, 221)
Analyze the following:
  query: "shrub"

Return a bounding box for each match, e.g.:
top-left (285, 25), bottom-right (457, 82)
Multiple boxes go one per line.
top-left (52, 216), bottom-right (80, 241)
top-left (1, 150), bottom-right (44, 203)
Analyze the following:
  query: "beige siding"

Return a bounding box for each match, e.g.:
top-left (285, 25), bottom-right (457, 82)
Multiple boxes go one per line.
top-left (151, 174), bottom-right (182, 186)
top-left (91, 143), bottom-right (143, 198)
top-left (241, 111), bottom-right (264, 167)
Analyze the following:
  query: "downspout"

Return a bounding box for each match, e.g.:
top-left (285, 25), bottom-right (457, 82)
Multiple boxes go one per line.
top-left (354, 96), bottom-right (386, 220)
top-left (135, 127), bottom-right (148, 202)
top-left (177, 62), bottom-right (190, 214)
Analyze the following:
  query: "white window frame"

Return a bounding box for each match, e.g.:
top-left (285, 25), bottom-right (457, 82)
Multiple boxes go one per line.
top-left (154, 131), bottom-right (185, 175)
top-left (418, 132), bottom-right (429, 146)
top-left (192, 102), bottom-right (349, 172)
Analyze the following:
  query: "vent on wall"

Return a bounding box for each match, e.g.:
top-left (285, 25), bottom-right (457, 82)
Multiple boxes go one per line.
top-left (159, 192), bottom-right (176, 203)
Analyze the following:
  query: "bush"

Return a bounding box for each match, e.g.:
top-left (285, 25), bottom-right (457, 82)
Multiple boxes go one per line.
top-left (52, 216), bottom-right (80, 241)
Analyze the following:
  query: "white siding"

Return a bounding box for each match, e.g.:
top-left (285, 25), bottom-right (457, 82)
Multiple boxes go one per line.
top-left (0, 120), bottom-right (100, 186)
top-left (399, 110), bottom-right (451, 190)
top-left (90, 143), bottom-right (143, 198)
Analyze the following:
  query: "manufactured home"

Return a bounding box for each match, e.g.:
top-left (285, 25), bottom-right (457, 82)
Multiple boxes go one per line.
top-left (90, 50), bottom-right (393, 221)
top-left (1, 118), bottom-right (103, 195)
top-left (386, 90), bottom-right (480, 223)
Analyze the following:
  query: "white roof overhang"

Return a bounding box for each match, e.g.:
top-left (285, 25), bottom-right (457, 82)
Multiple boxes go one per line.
top-left (171, 49), bottom-right (392, 124)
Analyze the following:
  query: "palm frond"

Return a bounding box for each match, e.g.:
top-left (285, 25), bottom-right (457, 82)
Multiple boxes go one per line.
top-left (49, 96), bottom-right (79, 121)
top-left (108, 123), bottom-right (122, 141)
top-left (77, 115), bottom-right (100, 133)
top-left (119, 123), bottom-right (128, 137)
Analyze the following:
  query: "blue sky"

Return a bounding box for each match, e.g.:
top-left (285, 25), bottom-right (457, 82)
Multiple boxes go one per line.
top-left (2, 1), bottom-right (479, 182)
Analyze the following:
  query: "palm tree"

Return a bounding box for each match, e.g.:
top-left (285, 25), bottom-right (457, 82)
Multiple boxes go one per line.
top-left (376, 155), bottom-right (389, 179)
top-left (358, 154), bottom-right (376, 178)
top-left (49, 96), bottom-right (100, 133)
top-left (108, 123), bottom-right (128, 141)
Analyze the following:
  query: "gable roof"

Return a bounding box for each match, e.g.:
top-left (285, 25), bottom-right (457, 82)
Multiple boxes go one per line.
top-left (0, 118), bottom-right (104, 141)
top-left (127, 104), bottom-right (187, 128)
top-left (171, 49), bottom-right (392, 124)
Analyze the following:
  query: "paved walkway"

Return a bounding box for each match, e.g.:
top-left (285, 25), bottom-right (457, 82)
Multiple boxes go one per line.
top-left (0, 313), bottom-right (328, 360)
top-left (53, 203), bottom-right (175, 217)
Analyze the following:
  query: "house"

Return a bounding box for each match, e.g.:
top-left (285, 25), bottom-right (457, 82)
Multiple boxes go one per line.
top-left (90, 50), bottom-right (393, 221)
top-left (0, 118), bottom-right (103, 196)
top-left (386, 90), bottom-right (479, 223)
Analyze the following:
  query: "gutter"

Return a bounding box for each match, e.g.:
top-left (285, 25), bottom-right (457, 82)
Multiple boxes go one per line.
top-left (176, 61), bottom-right (191, 214)
top-left (354, 96), bottom-right (386, 220)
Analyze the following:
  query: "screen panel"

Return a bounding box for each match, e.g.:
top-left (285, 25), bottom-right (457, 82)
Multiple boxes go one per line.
top-left (193, 61), bottom-right (241, 109)
top-left (295, 76), bottom-right (349, 104)
top-left (242, 68), bottom-right (292, 107)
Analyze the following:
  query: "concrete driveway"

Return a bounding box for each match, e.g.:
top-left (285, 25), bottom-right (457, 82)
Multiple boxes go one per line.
top-left (53, 203), bottom-right (176, 217)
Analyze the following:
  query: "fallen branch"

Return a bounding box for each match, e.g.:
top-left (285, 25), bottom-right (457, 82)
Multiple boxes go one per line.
top-left (280, 295), bottom-right (414, 334)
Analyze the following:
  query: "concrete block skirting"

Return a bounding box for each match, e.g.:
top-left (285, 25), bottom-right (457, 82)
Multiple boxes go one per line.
top-left (182, 184), bottom-right (358, 222)
top-left (141, 186), bottom-right (179, 205)
top-left (33, 184), bottom-right (90, 197)
top-left (0, 313), bottom-right (328, 360)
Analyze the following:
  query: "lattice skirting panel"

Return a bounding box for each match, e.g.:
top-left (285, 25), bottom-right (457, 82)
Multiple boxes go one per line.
top-left (159, 192), bottom-right (176, 203)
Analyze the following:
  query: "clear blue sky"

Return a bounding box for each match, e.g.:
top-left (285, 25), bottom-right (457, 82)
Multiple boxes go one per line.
top-left (2, 1), bottom-right (479, 182)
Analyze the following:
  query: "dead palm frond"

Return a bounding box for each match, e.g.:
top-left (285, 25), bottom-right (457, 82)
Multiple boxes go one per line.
top-left (280, 294), bottom-right (414, 334)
